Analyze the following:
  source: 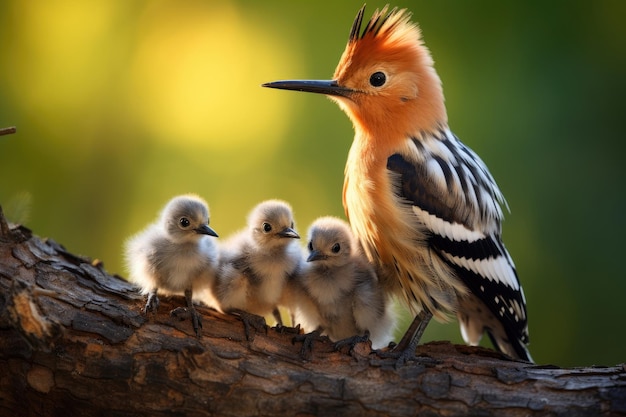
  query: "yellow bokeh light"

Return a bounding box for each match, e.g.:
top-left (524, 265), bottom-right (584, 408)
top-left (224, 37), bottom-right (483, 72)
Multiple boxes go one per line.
top-left (128, 1), bottom-right (302, 152)
top-left (5, 0), bottom-right (127, 156)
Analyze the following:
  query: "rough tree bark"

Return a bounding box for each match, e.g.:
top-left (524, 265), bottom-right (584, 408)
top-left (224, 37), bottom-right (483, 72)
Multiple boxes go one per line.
top-left (0, 207), bottom-right (624, 417)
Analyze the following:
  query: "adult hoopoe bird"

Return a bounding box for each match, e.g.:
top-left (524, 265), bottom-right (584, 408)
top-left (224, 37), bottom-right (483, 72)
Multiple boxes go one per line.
top-left (263, 5), bottom-right (532, 362)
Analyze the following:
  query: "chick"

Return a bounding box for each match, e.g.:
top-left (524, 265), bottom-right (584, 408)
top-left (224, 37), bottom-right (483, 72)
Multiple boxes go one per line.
top-left (212, 199), bottom-right (301, 338)
top-left (295, 216), bottom-right (395, 350)
top-left (125, 194), bottom-right (218, 335)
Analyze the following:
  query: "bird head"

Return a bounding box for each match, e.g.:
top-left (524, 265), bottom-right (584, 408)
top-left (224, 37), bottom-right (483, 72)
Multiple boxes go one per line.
top-left (162, 194), bottom-right (219, 243)
top-left (249, 200), bottom-right (300, 248)
top-left (306, 216), bottom-right (353, 267)
top-left (263, 5), bottom-right (447, 141)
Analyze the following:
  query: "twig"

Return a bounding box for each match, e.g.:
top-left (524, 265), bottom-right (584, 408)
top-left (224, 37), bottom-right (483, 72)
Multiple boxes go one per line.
top-left (0, 126), bottom-right (17, 136)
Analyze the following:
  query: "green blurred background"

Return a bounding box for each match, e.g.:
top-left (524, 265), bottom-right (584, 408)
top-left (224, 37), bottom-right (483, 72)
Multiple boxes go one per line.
top-left (1, 0), bottom-right (625, 367)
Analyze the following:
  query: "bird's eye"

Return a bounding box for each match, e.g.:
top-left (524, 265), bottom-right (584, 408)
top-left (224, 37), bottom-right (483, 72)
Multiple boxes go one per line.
top-left (307, 241), bottom-right (313, 252)
top-left (262, 222), bottom-right (272, 233)
top-left (369, 71), bottom-right (386, 87)
top-left (179, 217), bottom-right (191, 228)
top-left (331, 243), bottom-right (341, 253)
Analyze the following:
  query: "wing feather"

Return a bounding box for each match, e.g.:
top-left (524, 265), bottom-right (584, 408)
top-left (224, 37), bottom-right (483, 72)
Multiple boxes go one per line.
top-left (386, 129), bottom-right (529, 357)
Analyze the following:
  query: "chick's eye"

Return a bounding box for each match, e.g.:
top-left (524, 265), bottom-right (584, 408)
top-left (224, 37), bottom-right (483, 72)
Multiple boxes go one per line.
top-left (262, 222), bottom-right (272, 233)
top-left (307, 241), bottom-right (313, 252)
top-left (331, 243), bottom-right (341, 253)
top-left (369, 71), bottom-right (386, 87)
top-left (179, 217), bottom-right (191, 228)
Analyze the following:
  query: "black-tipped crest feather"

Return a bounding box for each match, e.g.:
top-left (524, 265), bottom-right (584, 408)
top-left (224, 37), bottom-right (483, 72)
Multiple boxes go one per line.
top-left (349, 5), bottom-right (410, 42)
top-left (349, 5), bottom-right (366, 42)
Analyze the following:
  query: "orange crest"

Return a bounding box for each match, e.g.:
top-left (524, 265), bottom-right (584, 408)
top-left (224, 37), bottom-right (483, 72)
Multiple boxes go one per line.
top-left (331, 5), bottom-right (446, 139)
top-left (334, 6), bottom-right (421, 80)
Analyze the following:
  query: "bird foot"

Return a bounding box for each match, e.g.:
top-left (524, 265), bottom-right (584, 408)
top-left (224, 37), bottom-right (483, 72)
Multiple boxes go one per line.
top-left (271, 307), bottom-right (285, 327)
top-left (143, 292), bottom-right (160, 315)
top-left (292, 329), bottom-right (328, 359)
top-left (374, 310), bottom-right (435, 367)
top-left (333, 331), bottom-right (370, 356)
top-left (230, 309), bottom-right (267, 341)
top-left (274, 323), bottom-right (301, 335)
top-left (374, 344), bottom-right (440, 368)
top-left (170, 306), bottom-right (203, 336)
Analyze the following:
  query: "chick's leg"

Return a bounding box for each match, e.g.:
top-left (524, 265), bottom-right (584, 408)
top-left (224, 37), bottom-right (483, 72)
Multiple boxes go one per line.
top-left (144, 288), bottom-right (160, 314)
top-left (170, 288), bottom-right (203, 336)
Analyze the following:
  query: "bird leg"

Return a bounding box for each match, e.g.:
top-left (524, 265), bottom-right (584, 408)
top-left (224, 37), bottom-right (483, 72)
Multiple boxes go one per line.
top-left (169, 288), bottom-right (203, 336)
top-left (376, 309), bottom-right (434, 366)
top-left (186, 288), bottom-right (203, 337)
top-left (271, 307), bottom-right (284, 327)
top-left (395, 309), bottom-right (432, 352)
top-left (229, 309), bottom-right (267, 341)
top-left (333, 330), bottom-right (370, 355)
top-left (143, 288), bottom-right (159, 314)
top-left (292, 327), bottom-right (328, 359)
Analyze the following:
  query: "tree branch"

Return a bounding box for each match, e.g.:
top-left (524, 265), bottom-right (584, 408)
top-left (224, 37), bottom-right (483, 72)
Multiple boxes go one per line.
top-left (0, 208), bottom-right (624, 416)
top-left (0, 126), bottom-right (16, 136)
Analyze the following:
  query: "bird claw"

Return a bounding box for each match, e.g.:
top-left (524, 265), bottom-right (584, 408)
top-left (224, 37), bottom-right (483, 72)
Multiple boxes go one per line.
top-left (230, 310), bottom-right (267, 341)
top-left (333, 331), bottom-right (370, 355)
top-left (374, 345), bottom-right (440, 368)
top-left (374, 346), bottom-right (413, 367)
top-left (275, 323), bottom-right (301, 335)
top-left (170, 306), bottom-right (203, 336)
top-left (292, 329), bottom-right (328, 359)
top-left (190, 308), bottom-right (203, 336)
top-left (143, 292), bottom-right (160, 315)
top-left (375, 310), bottom-right (435, 367)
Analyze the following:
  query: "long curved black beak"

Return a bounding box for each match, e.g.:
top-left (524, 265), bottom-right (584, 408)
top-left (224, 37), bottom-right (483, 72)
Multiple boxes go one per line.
top-left (262, 79), bottom-right (353, 98)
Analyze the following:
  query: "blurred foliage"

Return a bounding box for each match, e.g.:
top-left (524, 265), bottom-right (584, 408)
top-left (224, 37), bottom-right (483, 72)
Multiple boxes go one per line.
top-left (1, 0), bottom-right (625, 367)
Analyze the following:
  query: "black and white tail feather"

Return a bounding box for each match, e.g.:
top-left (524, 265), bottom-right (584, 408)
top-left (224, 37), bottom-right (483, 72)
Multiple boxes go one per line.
top-left (387, 127), bottom-right (532, 362)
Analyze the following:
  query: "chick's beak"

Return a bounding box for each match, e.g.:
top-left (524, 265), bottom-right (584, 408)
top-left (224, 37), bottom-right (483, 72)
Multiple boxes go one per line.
top-left (195, 224), bottom-right (218, 237)
top-left (306, 250), bottom-right (326, 262)
top-left (262, 79), bottom-right (353, 98)
top-left (277, 227), bottom-right (300, 239)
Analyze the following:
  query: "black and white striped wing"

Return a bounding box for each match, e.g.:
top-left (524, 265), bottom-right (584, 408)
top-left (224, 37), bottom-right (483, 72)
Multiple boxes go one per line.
top-left (386, 130), bottom-right (531, 361)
